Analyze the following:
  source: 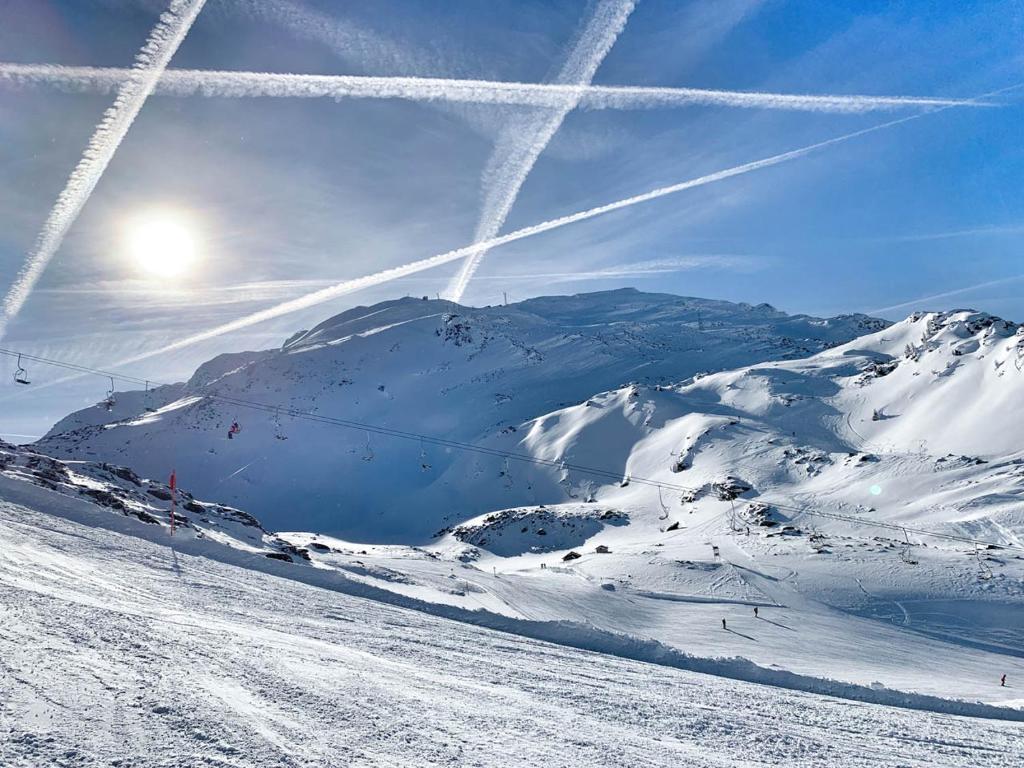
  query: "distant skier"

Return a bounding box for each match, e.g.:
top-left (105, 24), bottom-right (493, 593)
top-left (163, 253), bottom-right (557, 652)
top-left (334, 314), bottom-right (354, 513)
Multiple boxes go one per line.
top-left (227, 421), bottom-right (241, 440)
top-left (1001, 674), bottom-right (1007, 687)
top-left (754, 607), bottom-right (759, 618)
top-left (722, 618), bottom-right (727, 630)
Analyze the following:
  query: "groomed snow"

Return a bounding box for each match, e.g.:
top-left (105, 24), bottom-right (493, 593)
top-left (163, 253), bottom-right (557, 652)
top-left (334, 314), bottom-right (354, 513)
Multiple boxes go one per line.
top-left (2, 491), bottom-right (1023, 767)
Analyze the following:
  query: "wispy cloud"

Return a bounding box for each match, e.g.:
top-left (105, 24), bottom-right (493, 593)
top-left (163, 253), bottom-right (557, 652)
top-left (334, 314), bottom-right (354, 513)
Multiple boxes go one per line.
top-left (37, 278), bottom-right (340, 308)
top-left (861, 224), bottom-right (1024, 243)
top-left (0, 0), bottom-right (207, 341)
top-left (97, 112), bottom-right (930, 371)
top-left (445, 0), bottom-right (637, 303)
top-left (866, 274), bottom-right (1024, 315)
top-left (466, 254), bottom-right (761, 282)
top-left (230, 0), bottom-right (433, 78)
top-left (0, 63), bottom-right (992, 113)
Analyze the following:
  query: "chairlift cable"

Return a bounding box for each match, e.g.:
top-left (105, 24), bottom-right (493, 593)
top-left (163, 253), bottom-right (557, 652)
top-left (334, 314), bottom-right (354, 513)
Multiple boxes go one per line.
top-left (1, 346), bottom-right (1021, 554)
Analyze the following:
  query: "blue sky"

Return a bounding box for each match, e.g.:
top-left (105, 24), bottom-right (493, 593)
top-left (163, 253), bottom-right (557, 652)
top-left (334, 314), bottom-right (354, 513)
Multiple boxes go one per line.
top-left (0, 0), bottom-right (1022, 437)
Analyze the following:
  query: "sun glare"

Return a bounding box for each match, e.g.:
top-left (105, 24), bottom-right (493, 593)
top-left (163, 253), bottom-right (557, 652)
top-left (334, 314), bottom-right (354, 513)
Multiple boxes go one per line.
top-left (124, 210), bottom-right (200, 278)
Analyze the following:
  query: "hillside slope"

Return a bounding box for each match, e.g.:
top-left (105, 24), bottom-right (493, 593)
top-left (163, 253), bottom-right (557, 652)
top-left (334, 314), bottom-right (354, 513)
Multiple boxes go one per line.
top-left (488, 308), bottom-right (1024, 532)
top-left (7, 304), bottom-right (1024, 713)
top-left (37, 289), bottom-right (884, 537)
top-left (250, 309), bottom-right (1023, 705)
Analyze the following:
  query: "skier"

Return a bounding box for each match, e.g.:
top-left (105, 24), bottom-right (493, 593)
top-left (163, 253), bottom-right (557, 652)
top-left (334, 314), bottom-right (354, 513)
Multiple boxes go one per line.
top-left (227, 421), bottom-right (241, 440)
top-left (754, 606), bottom-right (759, 618)
top-left (722, 618), bottom-right (727, 630)
top-left (1001, 674), bottom-right (1007, 687)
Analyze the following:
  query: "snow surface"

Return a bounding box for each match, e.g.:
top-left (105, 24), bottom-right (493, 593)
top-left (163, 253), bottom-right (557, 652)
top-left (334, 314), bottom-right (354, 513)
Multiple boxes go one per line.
top-left (37, 289), bottom-right (885, 537)
top-left (2, 485), bottom-right (1024, 767)
top-left (10, 292), bottom-right (1024, 764)
top-left (0, 439), bottom-right (305, 562)
top-left (23, 296), bottom-right (1024, 704)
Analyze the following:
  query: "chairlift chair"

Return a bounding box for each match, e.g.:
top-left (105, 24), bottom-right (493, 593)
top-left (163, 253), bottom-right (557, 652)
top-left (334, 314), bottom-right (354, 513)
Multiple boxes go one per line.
top-left (501, 457), bottom-right (513, 489)
top-left (975, 545), bottom-right (994, 580)
top-left (899, 528), bottom-right (918, 565)
top-left (103, 377), bottom-right (116, 411)
top-left (361, 432), bottom-right (375, 462)
top-left (13, 354), bottom-right (30, 385)
top-left (419, 439), bottom-right (431, 471)
top-left (657, 486), bottom-right (669, 520)
top-left (273, 407), bottom-right (288, 440)
top-left (143, 380), bottom-right (157, 412)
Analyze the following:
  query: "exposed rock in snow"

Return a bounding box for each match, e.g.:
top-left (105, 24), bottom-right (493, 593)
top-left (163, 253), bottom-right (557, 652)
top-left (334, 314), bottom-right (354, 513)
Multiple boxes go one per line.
top-left (437, 505), bottom-right (628, 557)
top-left (0, 439), bottom-right (300, 561)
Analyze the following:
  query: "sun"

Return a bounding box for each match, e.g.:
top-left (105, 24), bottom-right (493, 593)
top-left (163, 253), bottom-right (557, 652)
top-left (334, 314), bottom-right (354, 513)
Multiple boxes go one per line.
top-left (124, 209), bottom-right (200, 278)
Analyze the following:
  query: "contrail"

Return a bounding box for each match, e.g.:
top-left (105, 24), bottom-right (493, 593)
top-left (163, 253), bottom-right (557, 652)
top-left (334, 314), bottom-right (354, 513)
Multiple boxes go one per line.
top-left (0, 62), bottom-right (991, 113)
top-left (218, 457), bottom-right (263, 485)
top-left (105, 113), bottom-right (929, 370)
top-left (866, 274), bottom-right (1024, 315)
top-left (444, 0), bottom-right (638, 303)
top-left (0, 0), bottom-right (207, 341)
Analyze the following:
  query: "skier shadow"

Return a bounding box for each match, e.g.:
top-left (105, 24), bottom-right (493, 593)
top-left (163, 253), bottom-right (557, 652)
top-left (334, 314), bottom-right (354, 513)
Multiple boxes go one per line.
top-left (170, 544), bottom-right (182, 579)
top-left (725, 627), bottom-right (758, 642)
top-left (757, 616), bottom-right (796, 632)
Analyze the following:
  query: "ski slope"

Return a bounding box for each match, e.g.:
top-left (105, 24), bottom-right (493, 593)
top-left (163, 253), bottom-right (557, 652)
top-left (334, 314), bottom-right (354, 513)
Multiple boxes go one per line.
top-left (2, 486), bottom-right (1023, 767)
top-left (2, 434), bottom-right (1021, 712)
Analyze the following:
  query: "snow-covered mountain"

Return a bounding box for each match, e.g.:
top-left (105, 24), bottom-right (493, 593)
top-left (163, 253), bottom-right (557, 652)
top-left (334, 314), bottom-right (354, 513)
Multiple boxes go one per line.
top-left (259, 307), bottom-right (1023, 708)
top-left (36, 289), bottom-right (885, 538)
top-left (7, 301), bottom-right (1024, 727)
top-left (473, 307), bottom-right (1024, 536)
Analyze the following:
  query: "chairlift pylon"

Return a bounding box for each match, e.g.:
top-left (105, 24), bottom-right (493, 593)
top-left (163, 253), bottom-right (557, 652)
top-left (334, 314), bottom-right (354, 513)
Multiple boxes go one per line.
top-left (501, 457), bottom-right (513, 489)
top-left (13, 354), bottom-right (30, 385)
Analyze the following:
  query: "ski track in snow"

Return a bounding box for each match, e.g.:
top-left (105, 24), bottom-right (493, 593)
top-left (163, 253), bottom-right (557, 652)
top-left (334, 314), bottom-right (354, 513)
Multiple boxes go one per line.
top-left (2, 498), bottom-right (1023, 767)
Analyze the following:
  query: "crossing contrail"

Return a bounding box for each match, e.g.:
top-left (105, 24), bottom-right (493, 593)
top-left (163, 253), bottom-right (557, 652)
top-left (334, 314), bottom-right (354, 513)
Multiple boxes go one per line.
top-left (105, 113), bottom-right (928, 370)
top-left (0, 62), bottom-right (990, 113)
top-left (0, 0), bottom-right (207, 341)
top-left (445, 0), bottom-right (637, 303)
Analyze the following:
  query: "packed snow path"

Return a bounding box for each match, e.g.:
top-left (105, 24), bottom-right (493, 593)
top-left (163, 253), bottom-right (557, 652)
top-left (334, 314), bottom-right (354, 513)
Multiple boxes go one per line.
top-left (1, 500), bottom-right (1023, 767)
